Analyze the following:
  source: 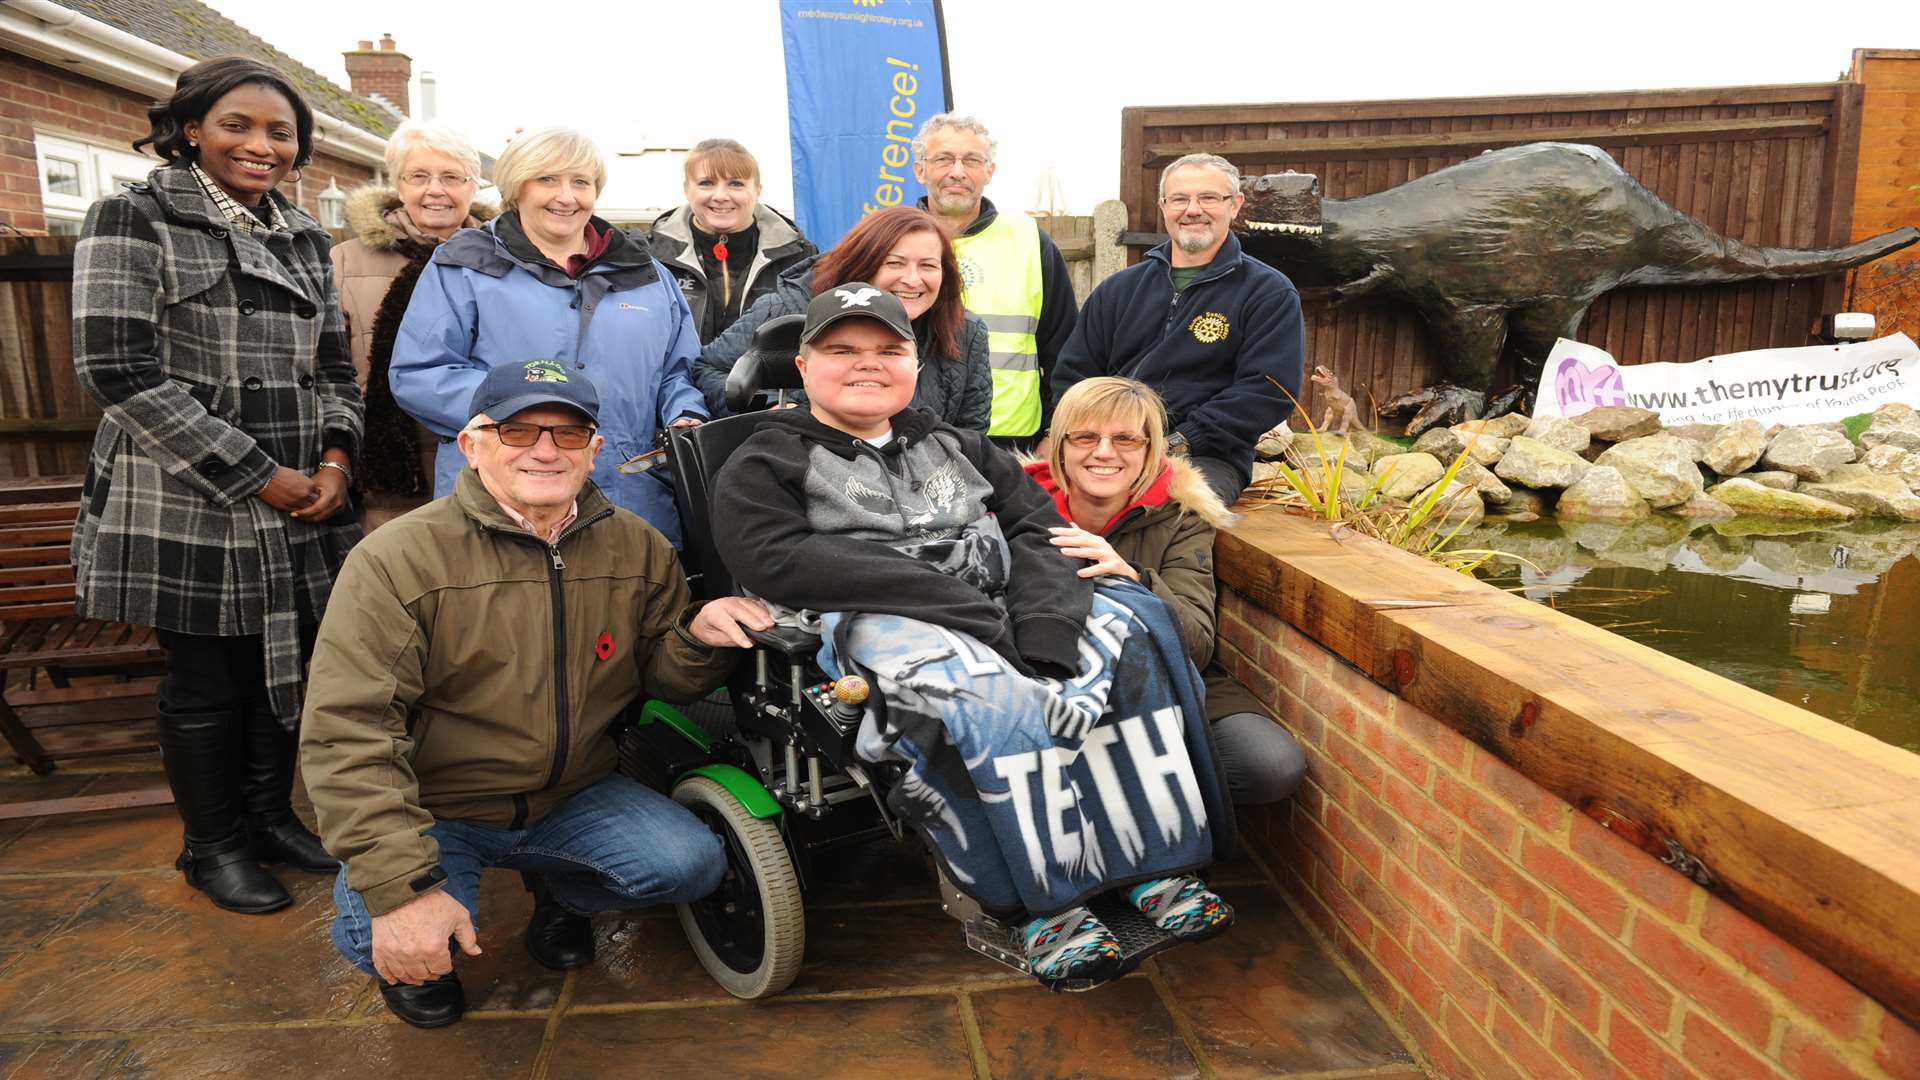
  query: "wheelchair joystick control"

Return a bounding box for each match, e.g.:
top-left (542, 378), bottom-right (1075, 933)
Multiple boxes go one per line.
top-left (829, 676), bottom-right (869, 728)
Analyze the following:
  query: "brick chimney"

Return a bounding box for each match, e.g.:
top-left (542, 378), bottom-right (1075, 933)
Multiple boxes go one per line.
top-left (342, 34), bottom-right (411, 116)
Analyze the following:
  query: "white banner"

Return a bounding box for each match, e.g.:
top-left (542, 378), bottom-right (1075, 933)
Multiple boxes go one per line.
top-left (1532, 334), bottom-right (1919, 427)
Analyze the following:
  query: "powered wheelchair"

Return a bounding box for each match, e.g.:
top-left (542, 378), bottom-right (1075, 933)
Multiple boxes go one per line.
top-left (613, 315), bottom-right (1217, 999)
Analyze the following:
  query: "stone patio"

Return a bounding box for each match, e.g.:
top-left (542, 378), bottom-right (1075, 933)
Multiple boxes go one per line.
top-left (0, 761), bottom-right (1423, 1079)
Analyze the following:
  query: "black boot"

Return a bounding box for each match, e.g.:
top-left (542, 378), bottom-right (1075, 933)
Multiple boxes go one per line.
top-left (241, 699), bottom-right (340, 874)
top-left (156, 704), bottom-right (292, 914)
top-left (522, 872), bottom-right (594, 970)
top-left (379, 973), bottom-right (465, 1028)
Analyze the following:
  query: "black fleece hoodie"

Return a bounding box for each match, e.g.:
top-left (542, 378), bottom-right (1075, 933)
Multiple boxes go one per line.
top-left (710, 407), bottom-right (1091, 676)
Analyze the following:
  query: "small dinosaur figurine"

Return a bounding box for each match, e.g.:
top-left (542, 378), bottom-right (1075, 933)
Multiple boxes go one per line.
top-left (1309, 365), bottom-right (1364, 435)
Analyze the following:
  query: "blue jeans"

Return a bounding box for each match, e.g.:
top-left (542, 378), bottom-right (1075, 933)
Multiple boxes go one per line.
top-left (329, 772), bottom-right (725, 975)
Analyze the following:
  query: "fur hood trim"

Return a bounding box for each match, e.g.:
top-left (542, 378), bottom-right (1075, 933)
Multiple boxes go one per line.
top-left (343, 184), bottom-right (497, 251)
top-left (1163, 455), bottom-right (1239, 530)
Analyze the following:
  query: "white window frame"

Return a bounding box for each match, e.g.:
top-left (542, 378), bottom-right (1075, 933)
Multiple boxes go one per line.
top-left (34, 132), bottom-right (158, 231)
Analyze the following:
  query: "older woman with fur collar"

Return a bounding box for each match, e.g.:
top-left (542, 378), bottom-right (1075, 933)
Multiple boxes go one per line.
top-left (330, 121), bottom-right (492, 525)
top-left (1027, 377), bottom-right (1305, 805)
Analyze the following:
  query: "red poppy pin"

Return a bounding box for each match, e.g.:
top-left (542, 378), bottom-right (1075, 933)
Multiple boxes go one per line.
top-left (595, 630), bottom-right (615, 661)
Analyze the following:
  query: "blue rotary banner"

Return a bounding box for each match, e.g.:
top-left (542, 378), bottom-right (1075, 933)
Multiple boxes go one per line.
top-left (780, 0), bottom-right (952, 247)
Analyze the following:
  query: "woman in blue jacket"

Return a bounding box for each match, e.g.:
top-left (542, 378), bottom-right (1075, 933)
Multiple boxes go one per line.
top-left (391, 128), bottom-right (705, 545)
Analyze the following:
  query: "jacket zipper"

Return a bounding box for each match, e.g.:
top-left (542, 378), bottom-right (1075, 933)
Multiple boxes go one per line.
top-left (481, 508), bottom-right (614, 797)
top-left (1154, 257), bottom-right (1239, 347)
top-left (543, 539), bottom-right (571, 792)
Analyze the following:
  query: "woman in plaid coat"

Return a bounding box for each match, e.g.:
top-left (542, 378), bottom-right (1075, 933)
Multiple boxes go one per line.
top-left (71, 57), bottom-right (364, 915)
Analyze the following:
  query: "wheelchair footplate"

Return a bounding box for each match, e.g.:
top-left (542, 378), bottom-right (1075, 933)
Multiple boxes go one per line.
top-left (963, 892), bottom-right (1186, 993)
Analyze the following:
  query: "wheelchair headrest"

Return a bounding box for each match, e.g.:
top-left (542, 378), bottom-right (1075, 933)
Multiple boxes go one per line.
top-left (724, 314), bottom-right (806, 413)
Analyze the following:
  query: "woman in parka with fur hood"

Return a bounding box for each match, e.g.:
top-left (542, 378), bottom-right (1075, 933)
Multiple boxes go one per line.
top-left (1027, 377), bottom-right (1305, 805)
top-left (648, 139), bottom-right (814, 345)
top-left (329, 121), bottom-right (492, 527)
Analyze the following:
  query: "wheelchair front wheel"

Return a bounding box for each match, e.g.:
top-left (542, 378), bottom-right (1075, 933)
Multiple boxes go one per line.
top-left (672, 775), bottom-right (805, 999)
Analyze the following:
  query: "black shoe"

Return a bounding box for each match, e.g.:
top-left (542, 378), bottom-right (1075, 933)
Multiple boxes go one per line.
top-left (176, 834), bottom-right (292, 914)
top-left (523, 873), bottom-right (594, 970)
top-left (250, 815), bottom-right (341, 873)
top-left (379, 973), bottom-right (465, 1029)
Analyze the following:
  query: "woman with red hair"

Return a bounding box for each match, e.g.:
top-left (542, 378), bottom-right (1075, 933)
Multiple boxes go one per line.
top-left (693, 206), bottom-right (990, 429)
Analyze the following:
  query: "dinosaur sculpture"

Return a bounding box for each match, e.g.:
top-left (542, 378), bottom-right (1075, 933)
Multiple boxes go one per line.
top-left (1234, 142), bottom-right (1920, 398)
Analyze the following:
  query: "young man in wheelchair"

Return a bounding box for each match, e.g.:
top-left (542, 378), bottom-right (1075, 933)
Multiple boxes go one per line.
top-left (711, 286), bottom-right (1236, 988)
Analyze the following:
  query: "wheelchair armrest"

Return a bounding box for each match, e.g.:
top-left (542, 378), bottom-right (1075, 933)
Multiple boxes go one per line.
top-left (748, 624), bottom-right (823, 657)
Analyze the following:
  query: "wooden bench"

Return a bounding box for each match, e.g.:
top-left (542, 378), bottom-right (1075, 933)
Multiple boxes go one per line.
top-left (0, 476), bottom-right (168, 791)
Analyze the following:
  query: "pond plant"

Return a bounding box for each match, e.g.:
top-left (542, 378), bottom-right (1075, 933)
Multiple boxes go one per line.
top-left (1241, 391), bottom-right (1506, 576)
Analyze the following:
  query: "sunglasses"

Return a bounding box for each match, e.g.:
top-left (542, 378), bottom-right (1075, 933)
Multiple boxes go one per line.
top-left (474, 422), bottom-right (596, 450)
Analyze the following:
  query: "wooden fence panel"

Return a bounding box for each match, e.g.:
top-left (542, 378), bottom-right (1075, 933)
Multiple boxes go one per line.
top-left (0, 238), bottom-right (93, 479)
top-left (1119, 83), bottom-right (1864, 423)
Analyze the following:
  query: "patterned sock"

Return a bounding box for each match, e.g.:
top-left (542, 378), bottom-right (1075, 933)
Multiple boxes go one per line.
top-left (1020, 906), bottom-right (1124, 985)
top-left (1126, 876), bottom-right (1234, 942)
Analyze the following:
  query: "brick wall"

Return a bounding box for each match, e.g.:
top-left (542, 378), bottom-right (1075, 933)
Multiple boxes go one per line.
top-left (1215, 587), bottom-right (1920, 1080)
top-left (0, 53), bottom-right (375, 233)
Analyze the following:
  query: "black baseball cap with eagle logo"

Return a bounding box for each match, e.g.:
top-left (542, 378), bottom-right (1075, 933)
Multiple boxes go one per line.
top-left (799, 282), bottom-right (915, 345)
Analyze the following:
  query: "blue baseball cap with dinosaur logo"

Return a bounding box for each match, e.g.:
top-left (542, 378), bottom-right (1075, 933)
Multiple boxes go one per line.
top-left (467, 359), bottom-right (601, 424)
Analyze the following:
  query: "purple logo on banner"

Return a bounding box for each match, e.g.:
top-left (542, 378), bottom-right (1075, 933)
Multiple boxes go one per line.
top-left (780, 0), bottom-right (952, 248)
top-left (1554, 355), bottom-right (1628, 415)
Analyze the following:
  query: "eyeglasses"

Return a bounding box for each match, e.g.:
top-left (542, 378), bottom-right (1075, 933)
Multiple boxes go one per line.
top-left (475, 422), bottom-right (596, 450)
top-left (1063, 431), bottom-right (1148, 451)
top-left (1161, 192), bottom-right (1236, 210)
top-left (923, 153), bottom-right (990, 171)
top-left (400, 170), bottom-right (474, 189)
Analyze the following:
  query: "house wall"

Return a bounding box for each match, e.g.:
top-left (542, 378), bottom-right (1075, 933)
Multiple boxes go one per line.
top-left (0, 53), bottom-right (374, 234)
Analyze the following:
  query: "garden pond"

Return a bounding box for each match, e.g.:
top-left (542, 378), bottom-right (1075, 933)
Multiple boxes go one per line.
top-left (1465, 515), bottom-right (1920, 755)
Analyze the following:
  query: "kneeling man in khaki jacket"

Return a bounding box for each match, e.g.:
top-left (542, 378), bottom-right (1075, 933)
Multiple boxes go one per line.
top-left (300, 359), bottom-right (769, 1028)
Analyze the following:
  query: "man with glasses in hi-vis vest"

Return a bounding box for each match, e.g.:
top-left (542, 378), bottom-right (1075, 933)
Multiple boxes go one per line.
top-left (913, 114), bottom-right (1079, 450)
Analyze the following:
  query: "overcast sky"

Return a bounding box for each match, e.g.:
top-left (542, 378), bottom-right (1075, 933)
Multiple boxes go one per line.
top-left (203, 0), bottom-right (1905, 219)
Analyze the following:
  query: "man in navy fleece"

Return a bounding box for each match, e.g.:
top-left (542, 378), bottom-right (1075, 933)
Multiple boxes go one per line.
top-left (1050, 153), bottom-right (1305, 505)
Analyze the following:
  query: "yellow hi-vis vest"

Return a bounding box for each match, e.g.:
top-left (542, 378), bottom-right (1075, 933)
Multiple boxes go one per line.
top-left (953, 212), bottom-right (1045, 437)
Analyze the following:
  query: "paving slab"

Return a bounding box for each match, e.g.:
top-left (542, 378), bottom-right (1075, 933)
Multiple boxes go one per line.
top-left (0, 877), bottom-right (110, 953)
top-left (0, 1038), bottom-right (130, 1079)
top-left (111, 1019), bottom-right (547, 1078)
top-left (1153, 884), bottom-right (1418, 1078)
top-left (573, 899), bottom-right (1018, 1007)
top-left (969, 977), bottom-right (1203, 1080)
top-left (547, 997), bottom-right (975, 1079)
top-left (0, 874), bottom-right (361, 1034)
